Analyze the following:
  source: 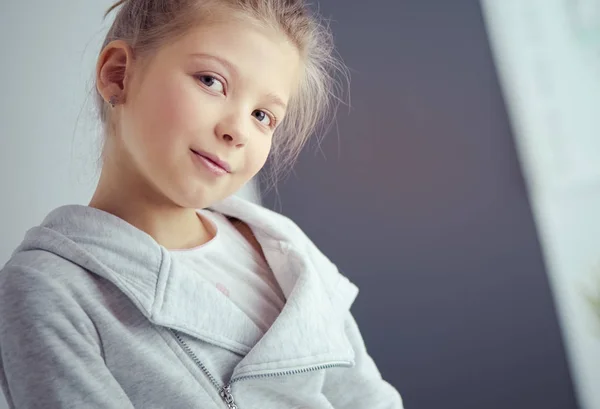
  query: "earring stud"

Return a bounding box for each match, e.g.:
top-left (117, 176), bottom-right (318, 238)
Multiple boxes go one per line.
top-left (109, 95), bottom-right (118, 108)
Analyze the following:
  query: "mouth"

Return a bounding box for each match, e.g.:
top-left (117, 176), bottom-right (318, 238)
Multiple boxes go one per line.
top-left (190, 149), bottom-right (232, 174)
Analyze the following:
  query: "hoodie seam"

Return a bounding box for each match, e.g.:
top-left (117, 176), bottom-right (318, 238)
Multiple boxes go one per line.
top-left (151, 248), bottom-right (167, 318)
top-left (89, 309), bottom-right (107, 362)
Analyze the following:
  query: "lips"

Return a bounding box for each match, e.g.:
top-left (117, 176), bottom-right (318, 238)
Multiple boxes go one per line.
top-left (191, 149), bottom-right (232, 173)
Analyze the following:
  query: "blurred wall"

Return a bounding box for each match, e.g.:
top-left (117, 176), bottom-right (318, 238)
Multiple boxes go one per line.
top-left (481, 2), bottom-right (600, 408)
top-left (261, 1), bottom-right (580, 408)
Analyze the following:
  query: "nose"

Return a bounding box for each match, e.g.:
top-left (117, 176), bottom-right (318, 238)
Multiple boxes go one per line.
top-left (215, 111), bottom-right (249, 147)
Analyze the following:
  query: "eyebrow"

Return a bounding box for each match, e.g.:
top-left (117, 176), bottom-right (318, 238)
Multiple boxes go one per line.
top-left (264, 92), bottom-right (288, 111)
top-left (190, 52), bottom-right (288, 111)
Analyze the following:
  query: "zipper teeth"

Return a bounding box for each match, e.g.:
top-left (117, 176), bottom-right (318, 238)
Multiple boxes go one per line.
top-left (170, 329), bottom-right (222, 391)
top-left (170, 329), bottom-right (352, 406)
top-left (231, 362), bottom-right (352, 384)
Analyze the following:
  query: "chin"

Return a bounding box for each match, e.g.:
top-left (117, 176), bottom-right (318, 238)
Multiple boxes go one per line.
top-left (173, 187), bottom-right (226, 210)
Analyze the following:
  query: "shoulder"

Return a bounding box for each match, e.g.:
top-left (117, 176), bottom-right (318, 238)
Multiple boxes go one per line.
top-left (0, 252), bottom-right (105, 358)
top-left (2, 249), bottom-right (93, 285)
top-left (0, 250), bottom-right (112, 322)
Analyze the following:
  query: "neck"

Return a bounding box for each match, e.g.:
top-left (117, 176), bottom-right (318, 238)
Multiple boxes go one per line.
top-left (89, 152), bottom-right (214, 250)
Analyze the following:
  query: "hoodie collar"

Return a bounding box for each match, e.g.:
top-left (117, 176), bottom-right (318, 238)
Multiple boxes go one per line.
top-left (16, 194), bottom-right (359, 374)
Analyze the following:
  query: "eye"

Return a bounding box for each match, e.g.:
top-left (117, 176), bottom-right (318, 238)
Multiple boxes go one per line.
top-left (197, 75), bottom-right (225, 94)
top-left (252, 110), bottom-right (277, 129)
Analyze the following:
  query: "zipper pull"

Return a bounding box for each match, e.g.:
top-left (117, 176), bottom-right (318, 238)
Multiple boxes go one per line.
top-left (219, 384), bottom-right (238, 409)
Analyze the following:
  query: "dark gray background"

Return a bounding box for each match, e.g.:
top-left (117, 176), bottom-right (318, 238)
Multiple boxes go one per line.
top-left (261, 1), bottom-right (579, 408)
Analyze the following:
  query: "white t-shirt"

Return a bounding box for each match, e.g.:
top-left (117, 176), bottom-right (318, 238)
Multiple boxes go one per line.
top-left (169, 209), bottom-right (286, 334)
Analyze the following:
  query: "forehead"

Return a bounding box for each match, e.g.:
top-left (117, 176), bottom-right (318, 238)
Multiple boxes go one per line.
top-left (162, 19), bottom-right (302, 100)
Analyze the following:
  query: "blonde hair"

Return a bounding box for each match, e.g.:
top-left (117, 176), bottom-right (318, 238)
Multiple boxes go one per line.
top-left (95, 0), bottom-right (349, 185)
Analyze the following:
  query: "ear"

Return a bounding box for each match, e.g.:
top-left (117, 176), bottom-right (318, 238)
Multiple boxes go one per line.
top-left (96, 40), bottom-right (135, 105)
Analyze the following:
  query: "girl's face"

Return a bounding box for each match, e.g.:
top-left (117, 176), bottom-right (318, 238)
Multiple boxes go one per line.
top-left (108, 18), bottom-right (301, 209)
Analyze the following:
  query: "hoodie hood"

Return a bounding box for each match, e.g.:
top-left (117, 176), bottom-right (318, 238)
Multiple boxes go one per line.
top-left (11, 194), bottom-right (359, 375)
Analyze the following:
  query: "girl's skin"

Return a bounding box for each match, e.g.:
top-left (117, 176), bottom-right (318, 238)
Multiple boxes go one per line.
top-left (92, 17), bottom-right (302, 252)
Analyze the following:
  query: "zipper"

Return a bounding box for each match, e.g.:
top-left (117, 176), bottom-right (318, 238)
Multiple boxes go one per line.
top-left (170, 329), bottom-right (352, 408)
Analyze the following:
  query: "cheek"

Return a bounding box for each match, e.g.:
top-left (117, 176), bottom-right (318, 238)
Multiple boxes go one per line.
top-left (245, 139), bottom-right (272, 176)
top-left (132, 74), bottom-right (204, 152)
top-left (143, 78), bottom-right (194, 140)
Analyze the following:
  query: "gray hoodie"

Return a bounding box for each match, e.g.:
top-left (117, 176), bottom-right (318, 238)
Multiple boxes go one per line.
top-left (0, 194), bottom-right (403, 408)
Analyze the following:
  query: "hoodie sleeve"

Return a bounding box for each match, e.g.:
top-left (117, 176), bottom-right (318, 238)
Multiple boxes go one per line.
top-left (322, 310), bottom-right (404, 409)
top-left (0, 264), bottom-right (136, 409)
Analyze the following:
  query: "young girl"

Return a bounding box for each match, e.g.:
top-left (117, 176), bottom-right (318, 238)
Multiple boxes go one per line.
top-left (0, 0), bottom-right (403, 408)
